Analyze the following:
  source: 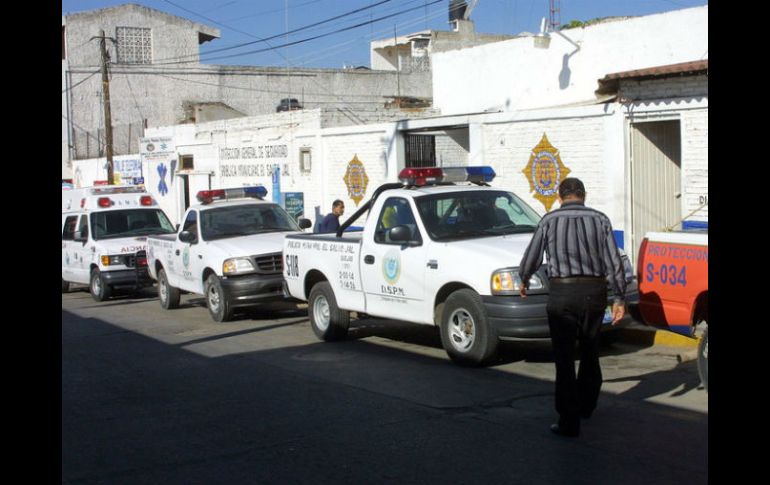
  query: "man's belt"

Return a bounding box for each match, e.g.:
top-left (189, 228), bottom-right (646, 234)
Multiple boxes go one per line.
top-left (550, 276), bottom-right (606, 284)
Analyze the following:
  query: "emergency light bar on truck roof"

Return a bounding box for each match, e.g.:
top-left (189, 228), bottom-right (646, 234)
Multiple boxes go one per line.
top-left (398, 166), bottom-right (496, 186)
top-left (196, 186), bottom-right (268, 204)
top-left (88, 185), bottom-right (146, 195)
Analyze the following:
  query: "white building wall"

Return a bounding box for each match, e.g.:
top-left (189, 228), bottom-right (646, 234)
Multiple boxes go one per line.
top-left (432, 6), bottom-right (708, 115)
top-left (681, 108), bottom-right (708, 222)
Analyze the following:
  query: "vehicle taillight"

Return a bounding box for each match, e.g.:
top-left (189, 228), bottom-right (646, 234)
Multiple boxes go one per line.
top-left (136, 256), bottom-right (148, 267)
top-left (140, 195), bottom-right (153, 206)
top-left (637, 237), bottom-right (649, 284)
top-left (98, 197), bottom-right (112, 207)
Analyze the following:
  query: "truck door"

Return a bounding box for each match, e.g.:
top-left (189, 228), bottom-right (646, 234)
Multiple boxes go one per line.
top-left (172, 209), bottom-right (204, 293)
top-left (360, 197), bottom-right (431, 323)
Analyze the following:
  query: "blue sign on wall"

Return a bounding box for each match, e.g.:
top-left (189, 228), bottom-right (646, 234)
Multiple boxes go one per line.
top-left (282, 192), bottom-right (304, 221)
top-left (272, 165), bottom-right (281, 204)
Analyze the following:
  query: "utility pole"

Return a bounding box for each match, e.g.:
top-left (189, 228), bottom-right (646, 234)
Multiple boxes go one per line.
top-left (97, 29), bottom-right (115, 185)
top-left (394, 25), bottom-right (401, 103)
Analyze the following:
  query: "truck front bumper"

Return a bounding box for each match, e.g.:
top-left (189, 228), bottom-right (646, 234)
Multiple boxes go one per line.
top-left (101, 267), bottom-right (153, 289)
top-left (221, 273), bottom-right (286, 307)
top-left (482, 283), bottom-right (640, 340)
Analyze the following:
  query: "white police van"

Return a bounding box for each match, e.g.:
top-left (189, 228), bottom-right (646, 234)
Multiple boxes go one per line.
top-left (62, 185), bottom-right (176, 300)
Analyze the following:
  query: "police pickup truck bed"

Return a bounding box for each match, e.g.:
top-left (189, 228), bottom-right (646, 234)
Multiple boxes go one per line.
top-left (283, 167), bottom-right (637, 365)
top-left (637, 230), bottom-right (708, 389)
top-left (146, 186), bottom-right (310, 322)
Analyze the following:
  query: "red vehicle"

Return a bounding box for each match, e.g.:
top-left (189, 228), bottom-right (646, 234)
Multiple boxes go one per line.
top-left (637, 230), bottom-right (708, 390)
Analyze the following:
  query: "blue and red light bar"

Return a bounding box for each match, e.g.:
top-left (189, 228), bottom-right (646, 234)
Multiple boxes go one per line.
top-left (196, 185), bottom-right (268, 204)
top-left (397, 166), bottom-right (496, 186)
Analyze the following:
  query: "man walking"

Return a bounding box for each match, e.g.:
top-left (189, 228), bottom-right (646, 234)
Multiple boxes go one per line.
top-left (518, 177), bottom-right (626, 437)
top-left (316, 199), bottom-right (345, 234)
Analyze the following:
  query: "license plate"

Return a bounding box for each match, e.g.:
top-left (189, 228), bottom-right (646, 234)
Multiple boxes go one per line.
top-left (602, 306), bottom-right (613, 324)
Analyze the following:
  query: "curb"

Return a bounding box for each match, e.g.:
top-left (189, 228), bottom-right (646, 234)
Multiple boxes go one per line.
top-left (616, 326), bottom-right (698, 348)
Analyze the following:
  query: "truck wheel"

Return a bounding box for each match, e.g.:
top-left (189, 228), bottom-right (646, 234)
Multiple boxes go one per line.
top-left (62, 278), bottom-right (70, 293)
top-left (158, 269), bottom-right (180, 310)
top-left (308, 281), bottom-right (349, 341)
top-left (206, 274), bottom-right (233, 322)
top-left (90, 268), bottom-right (112, 302)
top-left (697, 326), bottom-right (708, 392)
top-left (440, 289), bottom-right (498, 366)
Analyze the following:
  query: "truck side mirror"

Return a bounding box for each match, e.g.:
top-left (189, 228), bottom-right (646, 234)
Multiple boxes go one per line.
top-left (298, 217), bottom-right (312, 230)
top-left (73, 230), bottom-right (87, 242)
top-left (178, 230), bottom-right (197, 244)
top-left (388, 225), bottom-right (413, 243)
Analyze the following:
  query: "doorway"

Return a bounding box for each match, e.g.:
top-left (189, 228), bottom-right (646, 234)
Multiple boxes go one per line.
top-left (629, 120), bottom-right (682, 263)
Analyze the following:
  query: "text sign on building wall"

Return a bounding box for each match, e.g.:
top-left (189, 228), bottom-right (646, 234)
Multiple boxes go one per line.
top-left (283, 192), bottom-right (304, 221)
top-left (218, 144), bottom-right (290, 178)
top-left (140, 137), bottom-right (176, 197)
top-left (113, 158), bottom-right (142, 185)
top-left (140, 137), bottom-right (175, 158)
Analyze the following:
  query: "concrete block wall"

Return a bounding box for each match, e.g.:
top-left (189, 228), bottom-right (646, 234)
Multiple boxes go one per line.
top-left (681, 108), bottom-right (708, 222)
top-left (482, 116), bottom-right (609, 218)
top-left (619, 75), bottom-right (707, 101)
top-left (435, 130), bottom-right (469, 166)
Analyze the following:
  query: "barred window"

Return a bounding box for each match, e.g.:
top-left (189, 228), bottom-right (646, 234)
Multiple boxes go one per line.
top-left (116, 27), bottom-right (152, 64)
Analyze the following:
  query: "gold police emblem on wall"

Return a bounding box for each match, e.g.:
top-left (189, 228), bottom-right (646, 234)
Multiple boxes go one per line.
top-left (522, 133), bottom-right (571, 212)
top-left (343, 154), bottom-right (370, 206)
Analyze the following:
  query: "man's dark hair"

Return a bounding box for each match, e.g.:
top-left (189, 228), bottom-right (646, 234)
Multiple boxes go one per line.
top-left (332, 199), bottom-right (344, 208)
top-left (558, 177), bottom-right (586, 199)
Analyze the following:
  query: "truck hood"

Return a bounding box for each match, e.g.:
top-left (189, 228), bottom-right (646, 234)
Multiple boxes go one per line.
top-left (438, 233), bottom-right (542, 270)
top-left (97, 237), bottom-right (148, 255)
top-left (205, 231), bottom-right (295, 255)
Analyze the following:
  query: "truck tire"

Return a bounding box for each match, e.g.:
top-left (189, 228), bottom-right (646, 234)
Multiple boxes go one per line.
top-left (62, 278), bottom-right (70, 293)
top-left (158, 268), bottom-right (180, 310)
top-left (697, 326), bottom-right (708, 392)
top-left (440, 289), bottom-right (498, 366)
top-left (90, 268), bottom-right (112, 302)
top-left (206, 274), bottom-right (234, 322)
top-left (308, 281), bottom-right (349, 341)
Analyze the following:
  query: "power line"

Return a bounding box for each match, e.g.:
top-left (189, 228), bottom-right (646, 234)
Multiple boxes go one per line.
top-left (157, 0), bottom-right (444, 66)
top-left (154, 0), bottom-right (392, 64)
top-left (62, 69), bottom-right (100, 93)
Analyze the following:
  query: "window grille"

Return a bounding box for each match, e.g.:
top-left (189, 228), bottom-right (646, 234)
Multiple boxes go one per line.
top-left (116, 27), bottom-right (152, 64)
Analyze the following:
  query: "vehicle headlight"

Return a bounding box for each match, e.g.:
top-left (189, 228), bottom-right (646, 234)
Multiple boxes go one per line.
top-left (491, 268), bottom-right (544, 295)
top-left (100, 255), bottom-right (123, 266)
top-left (223, 258), bottom-right (255, 275)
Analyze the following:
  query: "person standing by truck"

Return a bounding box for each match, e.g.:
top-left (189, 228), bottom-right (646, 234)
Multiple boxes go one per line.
top-left (316, 199), bottom-right (345, 233)
top-left (518, 177), bottom-right (627, 438)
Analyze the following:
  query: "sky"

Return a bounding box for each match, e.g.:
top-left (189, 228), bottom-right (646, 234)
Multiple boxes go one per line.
top-left (62, 0), bottom-right (708, 69)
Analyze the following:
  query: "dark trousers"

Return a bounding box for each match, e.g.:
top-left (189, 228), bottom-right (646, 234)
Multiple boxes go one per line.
top-left (546, 278), bottom-right (608, 431)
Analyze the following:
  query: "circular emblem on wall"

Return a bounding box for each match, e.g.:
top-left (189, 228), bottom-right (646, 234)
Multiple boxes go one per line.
top-left (522, 133), bottom-right (571, 212)
top-left (343, 154), bottom-right (370, 207)
top-left (146, 143), bottom-right (155, 152)
top-left (182, 246), bottom-right (190, 268)
top-left (381, 249), bottom-right (401, 285)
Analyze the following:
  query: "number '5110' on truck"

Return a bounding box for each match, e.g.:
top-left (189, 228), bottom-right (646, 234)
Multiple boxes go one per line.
top-left (637, 230), bottom-right (708, 390)
top-left (283, 166), bottom-right (638, 366)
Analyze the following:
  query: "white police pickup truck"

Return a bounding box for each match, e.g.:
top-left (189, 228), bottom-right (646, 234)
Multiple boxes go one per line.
top-left (146, 186), bottom-right (311, 322)
top-left (62, 185), bottom-right (176, 301)
top-left (283, 167), bottom-right (637, 365)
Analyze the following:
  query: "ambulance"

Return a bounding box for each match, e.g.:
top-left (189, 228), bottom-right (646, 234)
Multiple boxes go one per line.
top-left (62, 185), bottom-right (176, 300)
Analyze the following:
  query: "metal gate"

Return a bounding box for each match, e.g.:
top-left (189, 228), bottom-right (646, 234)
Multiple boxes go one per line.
top-left (405, 134), bottom-right (436, 168)
top-left (630, 120), bottom-right (682, 263)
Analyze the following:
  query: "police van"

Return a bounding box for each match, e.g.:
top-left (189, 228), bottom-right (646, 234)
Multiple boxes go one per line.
top-left (62, 185), bottom-right (176, 301)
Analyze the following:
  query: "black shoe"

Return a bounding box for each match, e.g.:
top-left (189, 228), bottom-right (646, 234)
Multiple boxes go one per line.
top-left (550, 423), bottom-right (580, 437)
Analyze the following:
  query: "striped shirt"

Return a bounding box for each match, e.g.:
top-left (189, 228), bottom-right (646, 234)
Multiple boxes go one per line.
top-left (518, 201), bottom-right (627, 302)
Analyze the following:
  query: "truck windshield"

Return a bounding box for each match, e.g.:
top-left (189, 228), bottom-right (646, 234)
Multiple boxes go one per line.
top-left (91, 209), bottom-right (176, 240)
top-left (200, 203), bottom-right (300, 241)
top-left (414, 190), bottom-right (541, 241)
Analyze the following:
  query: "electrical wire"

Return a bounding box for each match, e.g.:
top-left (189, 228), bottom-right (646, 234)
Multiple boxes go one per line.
top-left (62, 69), bottom-right (100, 93)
